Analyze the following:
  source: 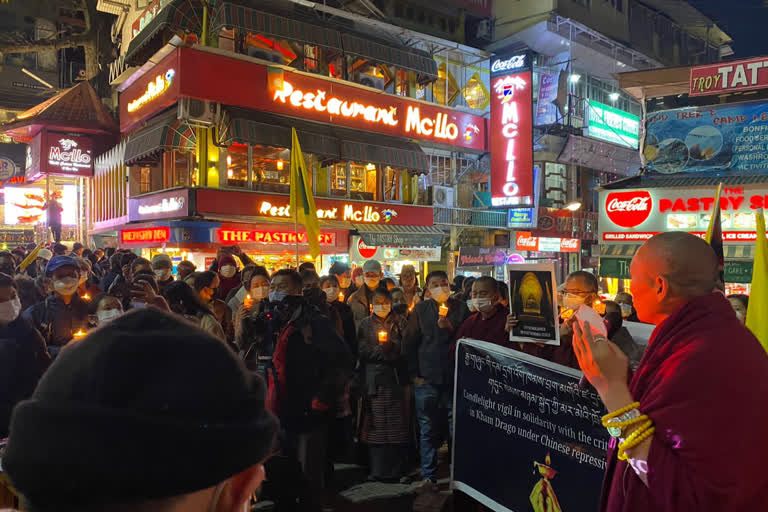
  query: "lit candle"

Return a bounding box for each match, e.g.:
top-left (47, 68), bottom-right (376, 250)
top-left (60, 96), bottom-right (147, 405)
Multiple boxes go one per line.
top-left (82, 293), bottom-right (90, 302)
top-left (439, 303), bottom-right (449, 317)
top-left (338, 291), bottom-right (344, 302)
top-left (244, 293), bottom-right (253, 309)
top-left (73, 329), bottom-right (86, 340)
top-left (378, 330), bottom-right (388, 343)
top-left (408, 302), bottom-right (415, 312)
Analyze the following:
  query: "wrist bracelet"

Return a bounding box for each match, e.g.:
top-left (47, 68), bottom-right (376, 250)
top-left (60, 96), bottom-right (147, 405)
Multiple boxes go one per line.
top-left (602, 401), bottom-right (641, 425)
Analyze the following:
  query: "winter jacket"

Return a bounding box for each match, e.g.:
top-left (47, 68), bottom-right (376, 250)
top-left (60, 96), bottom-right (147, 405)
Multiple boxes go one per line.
top-left (347, 285), bottom-right (374, 329)
top-left (23, 294), bottom-right (89, 351)
top-left (357, 314), bottom-right (408, 395)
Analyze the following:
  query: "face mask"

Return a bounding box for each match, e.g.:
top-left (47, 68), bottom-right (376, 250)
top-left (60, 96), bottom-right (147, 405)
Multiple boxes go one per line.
top-left (97, 309), bottom-right (121, 324)
top-left (269, 291), bottom-right (287, 303)
top-left (154, 269), bottom-right (171, 281)
top-left (472, 297), bottom-right (494, 312)
top-left (251, 285), bottom-right (269, 300)
top-left (619, 303), bottom-right (632, 318)
top-left (54, 277), bottom-right (79, 296)
top-left (0, 297), bottom-right (21, 324)
top-left (324, 287), bottom-right (339, 302)
top-left (355, 275), bottom-right (364, 287)
top-left (373, 304), bottom-right (391, 318)
top-left (364, 277), bottom-right (380, 290)
top-left (466, 299), bottom-right (477, 312)
top-left (337, 276), bottom-right (351, 289)
top-left (563, 293), bottom-right (586, 310)
top-left (220, 265), bottom-right (237, 278)
top-left (430, 285), bottom-right (450, 304)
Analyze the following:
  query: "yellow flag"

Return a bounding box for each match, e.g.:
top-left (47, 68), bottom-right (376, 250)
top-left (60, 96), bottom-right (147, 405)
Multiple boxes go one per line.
top-left (18, 242), bottom-right (45, 272)
top-left (289, 128), bottom-right (321, 259)
top-left (746, 208), bottom-right (768, 354)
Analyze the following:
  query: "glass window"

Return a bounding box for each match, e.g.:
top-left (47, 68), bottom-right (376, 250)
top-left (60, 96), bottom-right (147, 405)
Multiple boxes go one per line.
top-left (139, 167), bottom-right (151, 193)
top-left (226, 144), bottom-right (249, 188)
top-left (395, 69), bottom-right (410, 97)
top-left (171, 150), bottom-right (195, 188)
top-left (383, 166), bottom-right (401, 202)
top-left (253, 146), bottom-right (290, 193)
top-left (331, 163), bottom-right (348, 196)
top-left (349, 61), bottom-right (390, 91)
top-left (349, 162), bottom-right (377, 201)
top-left (462, 71), bottom-right (490, 110)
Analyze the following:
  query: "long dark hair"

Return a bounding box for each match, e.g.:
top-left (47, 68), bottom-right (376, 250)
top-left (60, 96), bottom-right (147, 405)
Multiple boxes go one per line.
top-left (163, 281), bottom-right (212, 317)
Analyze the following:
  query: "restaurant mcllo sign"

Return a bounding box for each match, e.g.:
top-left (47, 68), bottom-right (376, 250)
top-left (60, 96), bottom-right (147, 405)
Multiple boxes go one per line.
top-left (26, 131), bottom-right (94, 180)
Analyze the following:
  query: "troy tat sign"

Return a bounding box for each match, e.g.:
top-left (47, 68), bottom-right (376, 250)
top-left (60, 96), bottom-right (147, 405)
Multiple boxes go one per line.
top-left (490, 52), bottom-right (533, 206)
top-left (600, 186), bottom-right (768, 242)
top-left (690, 57), bottom-right (768, 97)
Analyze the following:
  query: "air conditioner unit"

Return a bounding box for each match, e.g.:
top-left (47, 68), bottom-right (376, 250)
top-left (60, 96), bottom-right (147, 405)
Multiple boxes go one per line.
top-left (355, 72), bottom-right (386, 91)
top-left (429, 185), bottom-right (455, 207)
top-left (476, 19), bottom-right (492, 40)
top-left (178, 98), bottom-right (220, 126)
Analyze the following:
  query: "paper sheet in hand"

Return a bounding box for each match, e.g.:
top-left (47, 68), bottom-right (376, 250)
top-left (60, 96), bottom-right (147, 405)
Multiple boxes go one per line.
top-left (574, 305), bottom-right (608, 338)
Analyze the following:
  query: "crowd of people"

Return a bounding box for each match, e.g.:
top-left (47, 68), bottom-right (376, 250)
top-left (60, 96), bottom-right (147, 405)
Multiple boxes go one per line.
top-left (2, 232), bottom-right (767, 512)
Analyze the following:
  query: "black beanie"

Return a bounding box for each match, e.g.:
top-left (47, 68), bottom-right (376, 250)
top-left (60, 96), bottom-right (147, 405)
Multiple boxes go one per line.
top-left (3, 308), bottom-right (278, 508)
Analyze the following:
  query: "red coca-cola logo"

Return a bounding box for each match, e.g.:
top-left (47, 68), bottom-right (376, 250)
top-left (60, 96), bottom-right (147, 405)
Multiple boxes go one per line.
top-left (515, 232), bottom-right (538, 250)
top-left (605, 191), bottom-right (653, 228)
top-left (358, 238), bottom-right (377, 259)
top-left (560, 238), bottom-right (580, 251)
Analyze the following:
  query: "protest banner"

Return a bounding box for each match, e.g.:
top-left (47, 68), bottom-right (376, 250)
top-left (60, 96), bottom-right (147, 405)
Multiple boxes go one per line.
top-left (452, 339), bottom-right (608, 512)
top-left (507, 263), bottom-right (560, 345)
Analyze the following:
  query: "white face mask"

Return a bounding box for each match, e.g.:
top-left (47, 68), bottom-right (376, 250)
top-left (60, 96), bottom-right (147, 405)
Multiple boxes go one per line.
top-left (364, 277), bottom-right (380, 289)
top-left (471, 297), bottom-right (494, 312)
top-left (251, 285), bottom-right (269, 300)
top-left (78, 273), bottom-right (88, 286)
top-left (269, 291), bottom-right (287, 303)
top-left (0, 296), bottom-right (21, 324)
top-left (324, 287), bottom-right (339, 302)
top-left (619, 303), bottom-right (633, 318)
top-left (337, 276), bottom-right (352, 289)
top-left (54, 277), bottom-right (79, 296)
top-left (355, 275), bottom-right (364, 287)
top-left (97, 309), bottom-right (121, 324)
top-left (220, 265), bottom-right (237, 278)
top-left (466, 299), bottom-right (477, 312)
top-left (373, 304), bottom-right (391, 318)
top-left (563, 293), bottom-right (587, 310)
top-left (154, 268), bottom-right (171, 281)
top-left (429, 285), bottom-right (450, 304)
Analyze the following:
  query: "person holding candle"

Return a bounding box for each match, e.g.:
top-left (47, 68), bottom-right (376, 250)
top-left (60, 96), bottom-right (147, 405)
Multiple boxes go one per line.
top-left (321, 275), bottom-right (357, 357)
top-left (329, 261), bottom-right (355, 301)
top-left (193, 271), bottom-right (234, 345)
top-left (348, 259), bottom-right (384, 329)
top-left (227, 265), bottom-right (262, 315)
top-left (357, 287), bottom-right (411, 483)
top-left (23, 255), bottom-right (89, 359)
top-left (398, 265), bottom-right (421, 308)
top-left (403, 270), bottom-right (469, 491)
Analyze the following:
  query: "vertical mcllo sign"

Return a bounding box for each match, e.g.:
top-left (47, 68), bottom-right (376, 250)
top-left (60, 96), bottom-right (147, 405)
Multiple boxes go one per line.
top-left (490, 52), bottom-right (533, 207)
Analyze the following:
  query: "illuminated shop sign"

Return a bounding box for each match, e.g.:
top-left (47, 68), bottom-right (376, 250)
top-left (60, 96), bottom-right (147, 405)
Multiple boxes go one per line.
top-left (218, 229), bottom-right (336, 245)
top-left (120, 227), bottom-right (171, 244)
top-left (586, 100), bottom-right (640, 149)
top-left (129, 189), bottom-right (189, 222)
top-left (126, 69), bottom-right (175, 113)
top-left (491, 54), bottom-right (526, 75)
top-left (5, 185), bottom-right (77, 226)
top-left (259, 200), bottom-right (396, 224)
top-left (48, 137), bottom-right (92, 172)
top-left (599, 186), bottom-right (768, 243)
top-left (515, 232), bottom-right (580, 253)
top-left (25, 132), bottom-right (94, 180)
top-left (0, 157), bottom-right (17, 181)
top-left (138, 196), bottom-right (185, 215)
top-left (490, 52), bottom-right (533, 206)
top-left (690, 56), bottom-right (768, 97)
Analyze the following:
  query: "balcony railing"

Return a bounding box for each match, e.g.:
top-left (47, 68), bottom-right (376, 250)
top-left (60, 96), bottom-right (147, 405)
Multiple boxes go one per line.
top-left (434, 207), bottom-right (508, 229)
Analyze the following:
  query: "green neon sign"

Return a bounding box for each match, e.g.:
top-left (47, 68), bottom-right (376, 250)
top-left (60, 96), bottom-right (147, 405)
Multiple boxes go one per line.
top-left (587, 100), bottom-right (640, 149)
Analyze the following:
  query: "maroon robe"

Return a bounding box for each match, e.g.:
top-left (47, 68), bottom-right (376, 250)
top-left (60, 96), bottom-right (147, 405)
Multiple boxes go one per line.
top-left (601, 293), bottom-right (768, 511)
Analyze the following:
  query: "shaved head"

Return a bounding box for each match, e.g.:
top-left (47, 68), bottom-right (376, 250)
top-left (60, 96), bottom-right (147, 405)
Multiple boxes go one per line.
top-left (630, 232), bottom-right (719, 324)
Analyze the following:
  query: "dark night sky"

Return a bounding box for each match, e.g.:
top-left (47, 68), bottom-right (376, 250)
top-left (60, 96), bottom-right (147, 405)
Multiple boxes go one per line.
top-left (689, 0), bottom-right (768, 58)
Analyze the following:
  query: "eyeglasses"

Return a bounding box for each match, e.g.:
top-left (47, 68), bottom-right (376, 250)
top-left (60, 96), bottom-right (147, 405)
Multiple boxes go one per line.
top-left (563, 289), bottom-right (596, 297)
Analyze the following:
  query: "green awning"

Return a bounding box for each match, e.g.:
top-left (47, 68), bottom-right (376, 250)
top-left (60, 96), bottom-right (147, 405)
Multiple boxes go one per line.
top-left (342, 33), bottom-right (438, 82)
top-left (218, 109), bottom-right (340, 158)
top-left (125, 0), bottom-right (203, 66)
top-left (212, 3), bottom-right (343, 50)
top-left (124, 113), bottom-right (196, 165)
top-left (599, 257), bottom-right (632, 279)
top-left (355, 224), bottom-right (444, 247)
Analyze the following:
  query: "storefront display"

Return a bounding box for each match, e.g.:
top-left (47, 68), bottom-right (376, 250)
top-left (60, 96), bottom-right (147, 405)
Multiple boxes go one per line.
top-left (348, 235), bottom-right (439, 278)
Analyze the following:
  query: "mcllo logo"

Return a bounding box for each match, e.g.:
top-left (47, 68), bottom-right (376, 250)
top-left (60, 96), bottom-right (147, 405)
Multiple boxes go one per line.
top-left (605, 191), bottom-right (653, 228)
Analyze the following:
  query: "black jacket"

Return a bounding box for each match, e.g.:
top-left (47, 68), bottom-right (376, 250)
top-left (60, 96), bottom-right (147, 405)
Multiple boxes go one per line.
top-left (330, 300), bottom-right (357, 357)
top-left (358, 314), bottom-right (407, 395)
top-left (0, 315), bottom-right (50, 436)
top-left (404, 297), bottom-right (468, 385)
top-left (23, 294), bottom-right (90, 350)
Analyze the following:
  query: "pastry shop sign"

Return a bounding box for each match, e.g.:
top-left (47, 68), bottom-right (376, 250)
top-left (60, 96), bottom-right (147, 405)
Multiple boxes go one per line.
top-left (599, 186), bottom-right (768, 242)
top-left (218, 229), bottom-right (336, 245)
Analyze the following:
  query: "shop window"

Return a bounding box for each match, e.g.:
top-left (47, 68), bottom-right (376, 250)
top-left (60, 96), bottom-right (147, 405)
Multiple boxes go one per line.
top-left (432, 61), bottom-right (460, 105)
top-left (245, 33), bottom-right (298, 66)
top-left (349, 61), bottom-right (391, 91)
top-left (253, 146), bottom-right (290, 193)
top-left (383, 166), bottom-right (401, 202)
top-left (428, 154), bottom-right (452, 187)
top-left (462, 71), bottom-right (490, 110)
top-left (349, 162), bottom-right (377, 201)
top-left (170, 150), bottom-right (196, 188)
top-left (139, 167), bottom-right (152, 194)
top-left (395, 69), bottom-right (410, 97)
top-left (226, 144), bottom-right (249, 188)
top-left (303, 44), bottom-right (320, 73)
top-left (331, 163), bottom-right (348, 197)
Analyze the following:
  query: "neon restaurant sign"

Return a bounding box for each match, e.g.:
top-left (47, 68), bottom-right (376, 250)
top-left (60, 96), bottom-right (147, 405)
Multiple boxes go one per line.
top-left (127, 69), bottom-right (175, 113)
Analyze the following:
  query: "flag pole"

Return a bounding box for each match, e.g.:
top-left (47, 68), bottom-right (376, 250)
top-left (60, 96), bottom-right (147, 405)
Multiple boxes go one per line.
top-left (292, 140), bottom-right (300, 269)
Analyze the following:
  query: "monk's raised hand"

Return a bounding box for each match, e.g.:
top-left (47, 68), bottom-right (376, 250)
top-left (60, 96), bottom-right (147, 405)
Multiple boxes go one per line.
top-left (572, 321), bottom-right (629, 396)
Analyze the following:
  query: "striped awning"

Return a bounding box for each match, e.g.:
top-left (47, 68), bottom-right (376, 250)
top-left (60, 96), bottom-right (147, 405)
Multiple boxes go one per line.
top-left (212, 3), bottom-right (343, 50)
top-left (355, 224), bottom-right (444, 247)
top-left (725, 245), bottom-right (755, 259)
top-left (342, 33), bottom-right (438, 82)
top-left (125, 0), bottom-right (203, 65)
top-left (335, 127), bottom-right (429, 173)
top-left (600, 244), bottom-right (640, 257)
top-left (124, 114), bottom-right (196, 165)
top-left (218, 109), bottom-right (340, 158)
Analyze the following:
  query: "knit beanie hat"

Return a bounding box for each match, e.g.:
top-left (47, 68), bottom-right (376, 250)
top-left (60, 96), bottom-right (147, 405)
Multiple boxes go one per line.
top-left (4, 308), bottom-right (278, 509)
top-left (151, 253), bottom-right (173, 269)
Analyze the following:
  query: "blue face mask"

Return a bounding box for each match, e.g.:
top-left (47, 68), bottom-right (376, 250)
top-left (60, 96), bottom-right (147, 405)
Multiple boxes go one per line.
top-left (269, 291), bottom-right (287, 303)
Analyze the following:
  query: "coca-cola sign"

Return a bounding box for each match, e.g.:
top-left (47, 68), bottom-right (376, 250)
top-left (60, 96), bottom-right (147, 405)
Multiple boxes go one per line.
top-left (514, 232), bottom-right (580, 253)
top-left (605, 191), bottom-right (652, 228)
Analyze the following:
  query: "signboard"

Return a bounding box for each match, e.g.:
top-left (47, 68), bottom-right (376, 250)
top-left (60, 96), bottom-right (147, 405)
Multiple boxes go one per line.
top-left (598, 257), bottom-right (632, 279)
top-left (453, 340), bottom-right (607, 512)
top-left (119, 51), bottom-right (181, 132)
top-left (599, 185), bottom-right (768, 243)
top-left (644, 100), bottom-right (768, 174)
top-left (4, 185), bottom-right (77, 226)
top-left (586, 100), bottom-right (640, 149)
top-left (490, 52), bottom-right (533, 206)
top-left (506, 263), bottom-right (560, 345)
top-left (128, 189), bottom-right (189, 222)
top-left (196, 189), bottom-right (434, 226)
top-left (507, 208), bottom-right (537, 229)
top-left (0, 157), bottom-right (17, 181)
top-left (218, 229), bottom-right (336, 245)
top-left (25, 131), bottom-right (94, 180)
top-left (690, 57), bottom-right (768, 97)
top-left (120, 227), bottom-right (171, 244)
top-left (515, 232), bottom-right (581, 253)
top-left (350, 236), bottom-right (441, 262)
top-left (535, 73), bottom-right (559, 126)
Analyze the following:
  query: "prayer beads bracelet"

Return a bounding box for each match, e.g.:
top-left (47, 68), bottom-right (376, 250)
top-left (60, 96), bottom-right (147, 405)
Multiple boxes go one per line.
top-left (601, 402), bottom-right (640, 424)
top-left (618, 421), bottom-right (655, 461)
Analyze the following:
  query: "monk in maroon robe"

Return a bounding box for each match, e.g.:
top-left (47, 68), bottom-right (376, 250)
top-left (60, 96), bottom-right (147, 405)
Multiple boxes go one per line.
top-left (573, 232), bottom-right (768, 511)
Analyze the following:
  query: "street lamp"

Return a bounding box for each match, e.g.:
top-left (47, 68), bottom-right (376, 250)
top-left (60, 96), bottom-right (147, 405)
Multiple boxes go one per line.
top-left (564, 201), bottom-right (582, 212)
top-left (569, 74), bottom-right (581, 83)
top-left (609, 92), bottom-right (620, 101)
